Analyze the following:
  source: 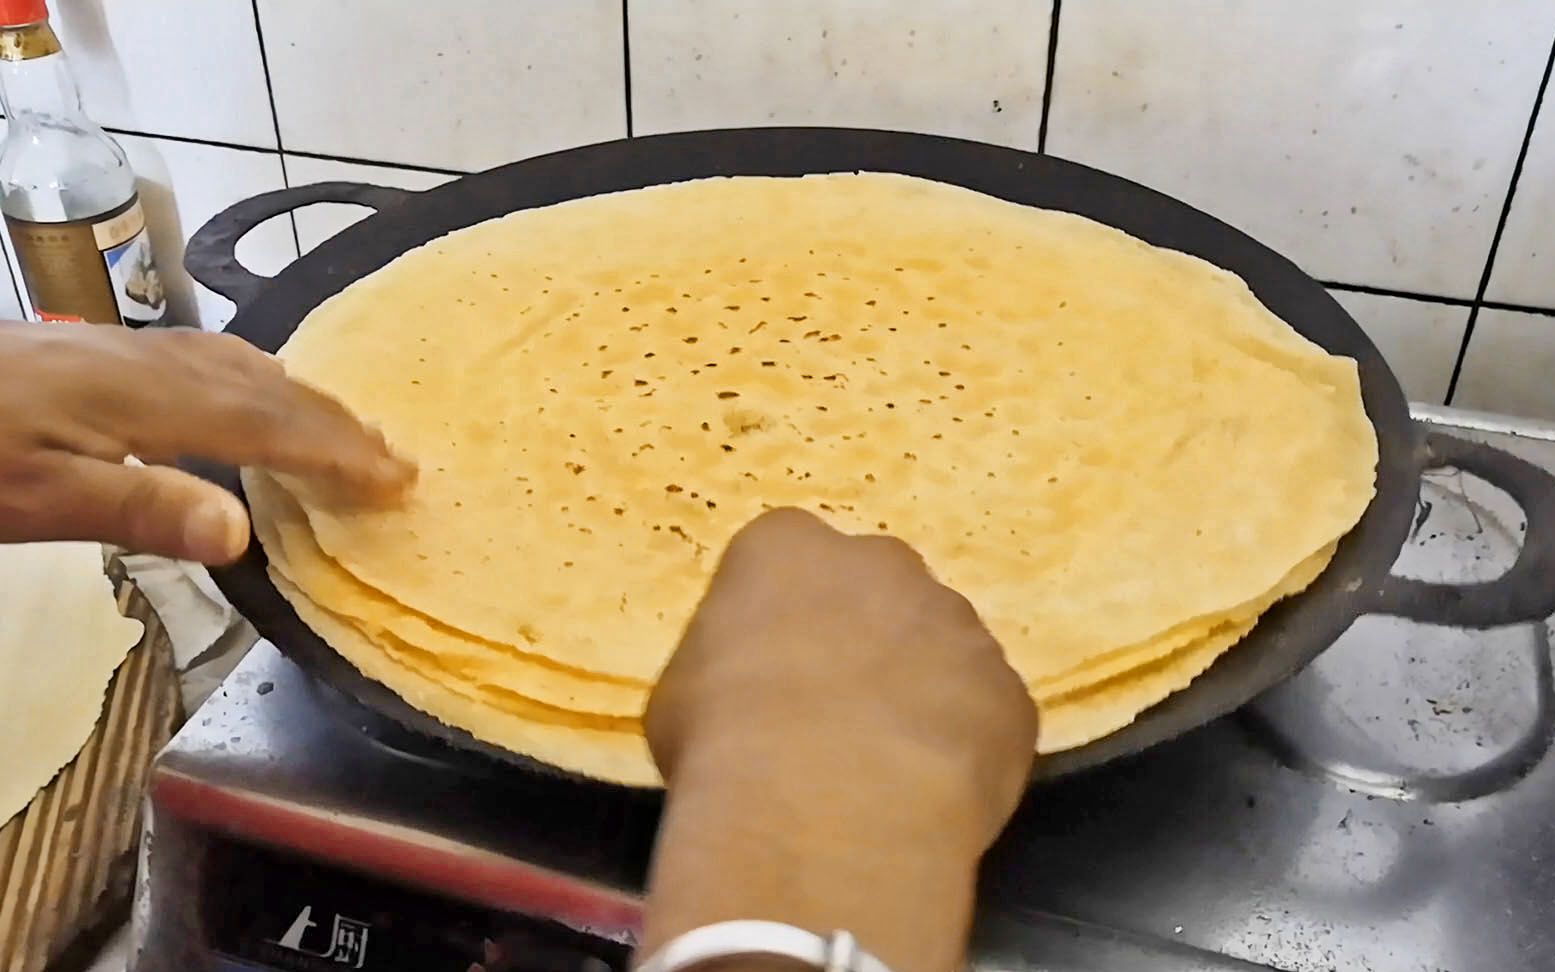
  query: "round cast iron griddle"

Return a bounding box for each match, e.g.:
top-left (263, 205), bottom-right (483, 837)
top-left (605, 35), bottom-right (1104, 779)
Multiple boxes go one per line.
top-left (182, 128), bottom-right (1555, 787)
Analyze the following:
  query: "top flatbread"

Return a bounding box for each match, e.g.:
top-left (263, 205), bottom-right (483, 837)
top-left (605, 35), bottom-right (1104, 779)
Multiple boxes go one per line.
top-left (264, 173), bottom-right (1377, 687)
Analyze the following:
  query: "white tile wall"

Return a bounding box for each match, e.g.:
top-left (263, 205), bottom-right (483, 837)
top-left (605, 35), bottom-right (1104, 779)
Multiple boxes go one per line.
top-left (1330, 290), bottom-right (1470, 405)
top-left (1047, 0), bottom-right (1555, 299)
top-left (284, 156), bottom-right (454, 254)
top-left (1455, 309), bottom-right (1555, 418)
top-left (3, 1), bottom-right (1554, 418)
top-left (1488, 98), bottom-right (1555, 308)
top-left (630, 0), bottom-right (1052, 149)
top-left (256, 0), bottom-right (626, 172)
top-left (50, 0), bottom-right (275, 148)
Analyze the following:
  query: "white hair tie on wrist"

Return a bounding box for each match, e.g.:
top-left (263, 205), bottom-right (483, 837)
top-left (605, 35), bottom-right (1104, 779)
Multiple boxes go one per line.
top-left (635, 921), bottom-right (894, 972)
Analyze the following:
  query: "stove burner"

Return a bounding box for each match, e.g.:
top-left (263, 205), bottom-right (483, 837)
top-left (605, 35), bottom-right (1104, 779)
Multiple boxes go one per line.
top-left (296, 672), bottom-right (499, 772)
top-left (1243, 472), bottom-right (1555, 802)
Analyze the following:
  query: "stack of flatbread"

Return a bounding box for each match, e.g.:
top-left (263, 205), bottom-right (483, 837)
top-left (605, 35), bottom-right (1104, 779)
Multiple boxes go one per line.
top-left (245, 173), bottom-right (1377, 787)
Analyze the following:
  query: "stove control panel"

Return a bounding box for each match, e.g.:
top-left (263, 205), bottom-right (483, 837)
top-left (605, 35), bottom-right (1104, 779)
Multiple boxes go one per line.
top-left (133, 825), bottom-right (630, 972)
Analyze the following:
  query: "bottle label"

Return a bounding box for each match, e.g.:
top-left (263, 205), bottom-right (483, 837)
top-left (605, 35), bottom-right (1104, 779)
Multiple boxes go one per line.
top-left (6, 195), bottom-right (166, 326)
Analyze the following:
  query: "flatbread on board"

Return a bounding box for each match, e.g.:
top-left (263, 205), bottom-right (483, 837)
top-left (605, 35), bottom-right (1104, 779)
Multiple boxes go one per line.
top-left (0, 543), bottom-right (144, 824)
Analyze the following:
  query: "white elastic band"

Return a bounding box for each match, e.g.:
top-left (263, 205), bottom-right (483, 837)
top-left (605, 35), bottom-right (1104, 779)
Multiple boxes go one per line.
top-left (636, 920), bottom-right (894, 972)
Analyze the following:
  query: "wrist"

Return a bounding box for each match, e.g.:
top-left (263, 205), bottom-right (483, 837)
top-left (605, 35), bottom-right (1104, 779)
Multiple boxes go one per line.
top-left (640, 731), bottom-right (983, 972)
top-left (677, 728), bottom-right (986, 855)
top-left (668, 715), bottom-right (991, 853)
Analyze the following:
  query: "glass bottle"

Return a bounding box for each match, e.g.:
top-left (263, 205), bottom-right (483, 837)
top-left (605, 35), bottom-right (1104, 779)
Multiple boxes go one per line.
top-left (0, 0), bottom-right (164, 325)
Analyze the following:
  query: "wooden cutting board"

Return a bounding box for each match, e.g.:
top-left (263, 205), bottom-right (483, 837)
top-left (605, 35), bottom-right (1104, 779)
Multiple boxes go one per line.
top-left (0, 555), bottom-right (182, 972)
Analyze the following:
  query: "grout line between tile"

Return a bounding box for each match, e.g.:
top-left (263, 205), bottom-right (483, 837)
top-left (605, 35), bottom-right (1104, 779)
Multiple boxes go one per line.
top-left (1324, 284), bottom-right (1555, 318)
top-left (100, 124), bottom-right (471, 178)
top-left (621, 0), bottom-right (634, 137)
top-left (1319, 280), bottom-right (1476, 308)
top-left (1037, 0), bottom-right (1063, 154)
top-left (275, 154), bottom-right (302, 259)
top-left (1445, 31), bottom-right (1555, 403)
top-left (248, 0), bottom-right (286, 154)
top-left (248, 0), bottom-right (300, 258)
top-left (103, 126), bottom-right (272, 156)
top-left (1450, 305), bottom-right (1486, 398)
top-left (281, 149), bottom-right (469, 178)
top-left (1318, 282), bottom-right (1555, 321)
top-left (1480, 299), bottom-right (1555, 319)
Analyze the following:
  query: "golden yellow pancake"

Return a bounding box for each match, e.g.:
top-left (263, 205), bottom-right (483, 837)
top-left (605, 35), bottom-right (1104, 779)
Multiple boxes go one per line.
top-left (1038, 616), bottom-right (1257, 754)
top-left (246, 172), bottom-right (1377, 781)
top-left (269, 174), bottom-right (1373, 689)
top-left (248, 470), bottom-right (650, 717)
top-left (1029, 542), bottom-right (1332, 701)
top-left (270, 573), bottom-right (659, 786)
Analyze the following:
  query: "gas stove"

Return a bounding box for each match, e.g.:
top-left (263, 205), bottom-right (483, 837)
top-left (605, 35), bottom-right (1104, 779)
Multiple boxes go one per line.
top-left (129, 404), bottom-right (1555, 972)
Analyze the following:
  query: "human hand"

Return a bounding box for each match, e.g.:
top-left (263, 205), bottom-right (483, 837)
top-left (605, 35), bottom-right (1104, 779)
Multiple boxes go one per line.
top-left (648, 507), bottom-right (1037, 846)
top-left (0, 322), bottom-right (415, 564)
top-left (640, 509), bottom-right (1037, 972)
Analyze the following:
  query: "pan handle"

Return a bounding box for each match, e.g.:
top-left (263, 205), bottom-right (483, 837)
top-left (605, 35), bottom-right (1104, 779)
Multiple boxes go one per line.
top-left (184, 182), bottom-right (417, 309)
top-left (1368, 430), bottom-right (1555, 627)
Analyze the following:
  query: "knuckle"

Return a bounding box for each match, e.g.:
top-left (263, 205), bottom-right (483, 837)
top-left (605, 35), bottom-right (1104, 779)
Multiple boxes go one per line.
top-left (851, 534), bottom-right (926, 580)
top-left (212, 333), bottom-right (259, 362)
top-left (864, 533), bottom-right (916, 558)
top-left (723, 507), bottom-right (815, 560)
top-left (906, 576), bottom-right (991, 646)
top-left (160, 327), bottom-right (218, 360)
top-left (193, 332), bottom-right (277, 383)
top-left (932, 582), bottom-right (981, 620)
top-left (742, 506), bottom-right (819, 538)
top-left (997, 678), bottom-right (1040, 747)
top-left (208, 331), bottom-right (251, 352)
top-left (889, 539), bottom-right (931, 574)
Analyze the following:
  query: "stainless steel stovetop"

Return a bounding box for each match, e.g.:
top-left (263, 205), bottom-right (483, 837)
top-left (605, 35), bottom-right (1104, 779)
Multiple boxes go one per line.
top-left (130, 405), bottom-right (1555, 972)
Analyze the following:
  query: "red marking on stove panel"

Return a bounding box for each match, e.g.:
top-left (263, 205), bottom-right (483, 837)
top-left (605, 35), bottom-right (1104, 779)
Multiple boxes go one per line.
top-left (152, 772), bottom-right (644, 939)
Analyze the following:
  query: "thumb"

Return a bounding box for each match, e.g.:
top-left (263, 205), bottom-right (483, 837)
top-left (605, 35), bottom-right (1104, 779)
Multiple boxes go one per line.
top-left (38, 456), bottom-right (251, 563)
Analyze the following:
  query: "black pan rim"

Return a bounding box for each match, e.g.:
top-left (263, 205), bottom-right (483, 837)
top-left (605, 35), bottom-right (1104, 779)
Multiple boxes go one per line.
top-left (203, 126), bottom-right (1417, 786)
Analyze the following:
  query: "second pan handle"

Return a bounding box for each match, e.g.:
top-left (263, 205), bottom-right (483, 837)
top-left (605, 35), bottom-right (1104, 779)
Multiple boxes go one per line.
top-left (1367, 429), bottom-right (1555, 627)
top-left (184, 182), bottom-right (417, 309)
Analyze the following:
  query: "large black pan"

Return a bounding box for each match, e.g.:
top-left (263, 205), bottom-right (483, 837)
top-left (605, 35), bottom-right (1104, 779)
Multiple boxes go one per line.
top-left (185, 128), bottom-right (1555, 785)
